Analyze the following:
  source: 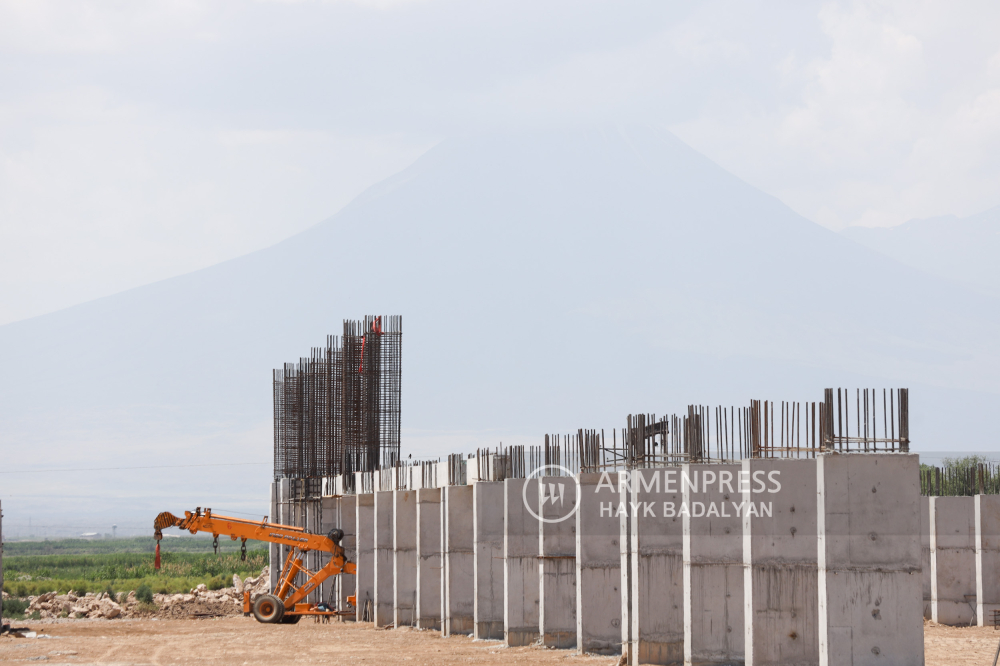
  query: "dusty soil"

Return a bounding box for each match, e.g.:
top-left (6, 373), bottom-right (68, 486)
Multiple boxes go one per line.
top-left (0, 617), bottom-right (620, 665)
top-left (924, 621), bottom-right (1000, 665)
top-left (1, 617), bottom-right (996, 665)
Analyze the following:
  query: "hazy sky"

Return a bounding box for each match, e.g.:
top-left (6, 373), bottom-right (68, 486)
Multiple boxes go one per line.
top-left (2, 0), bottom-right (999, 326)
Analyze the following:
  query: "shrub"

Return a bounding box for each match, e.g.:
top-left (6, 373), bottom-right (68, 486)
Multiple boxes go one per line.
top-left (2, 597), bottom-right (29, 619)
top-left (135, 584), bottom-right (154, 604)
top-left (207, 575), bottom-right (227, 591)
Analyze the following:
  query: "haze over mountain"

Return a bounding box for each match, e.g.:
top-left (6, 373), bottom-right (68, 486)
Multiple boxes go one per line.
top-left (2, 126), bottom-right (998, 536)
top-left (843, 206), bottom-right (1000, 297)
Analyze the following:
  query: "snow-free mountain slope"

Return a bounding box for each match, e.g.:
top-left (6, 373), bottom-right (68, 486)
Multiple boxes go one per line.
top-left (843, 206), bottom-right (1000, 297)
top-left (1, 126), bottom-right (997, 532)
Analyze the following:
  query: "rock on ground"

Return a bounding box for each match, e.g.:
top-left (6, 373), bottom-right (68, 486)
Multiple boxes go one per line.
top-left (23, 566), bottom-right (268, 620)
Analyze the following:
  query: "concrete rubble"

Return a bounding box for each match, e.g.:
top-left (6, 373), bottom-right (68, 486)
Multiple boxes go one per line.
top-left (21, 566), bottom-right (269, 621)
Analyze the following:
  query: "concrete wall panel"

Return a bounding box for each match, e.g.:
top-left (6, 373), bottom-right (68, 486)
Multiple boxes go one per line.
top-left (394, 489), bottom-right (417, 627)
top-left (269, 482), bottom-right (279, 593)
top-left (505, 478), bottom-right (540, 646)
top-left (976, 494), bottom-right (1000, 626)
top-left (683, 463), bottom-right (743, 666)
top-left (743, 458), bottom-right (818, 666)
top-left (539, 475), bottom-right (577, 649)
top-left (355, 493), bottom-right (375, 622)
top-left (319, 496), bottom-right (337, 606)
top-left (374, 490), bottom-right (395, 626)
top-left (921, 496), bottom-right (931, 620)
top-left (474, 481), bottom-right (505, 640)
top-left (416, 488), bottom-right (442, 629)
top-left (576, 472), bottom-right (621, 656)
top-left (817, 453), bottom-right (923, 666)
top-left (930, 496), bottom-right (976, 625)
top-left (443, 484), bottom-right (474, 635)
top-left (630, 468), bottom-right (683, 665)
top-left (338, 494), bottom-right (357, 618)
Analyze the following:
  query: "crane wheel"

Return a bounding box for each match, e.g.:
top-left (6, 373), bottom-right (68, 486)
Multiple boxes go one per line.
top-left (252, 594), bottom-right (285, 624)
top-left (280, 613), bottom-right (302, 624)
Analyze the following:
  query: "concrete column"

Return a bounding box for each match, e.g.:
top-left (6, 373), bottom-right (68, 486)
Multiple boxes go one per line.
top-left (817, 453), bottom-right (923, 665)
top-left (505, 478), bottom-right (540, 646)
top-left (620, 473), bottom-right (634, 664)
top-left (683, 463), bottom-right (743, 666)
top-left (374, 490), bottom-right (395, 627)
top-left (473, 481), bottom-right (505, 639)
top-left (355, 493), bottom-right (375, 622)
top-left (629, 468), bottom-right (683, 665)
top-left (467, 457), bottom-right (480, 483)
top-left (269, 482), bottom-right (279, 593)
top-left (921, 496), bottom-right (931, 619)
top-left (338, 494), bottom-right (357, 618)
top-left (977, 494), bottom-right (1000, 626)
top-left (743, 458), bottom-right (818, 666)
top-left (306, 500), bottom-right (320, 603)
top-left (443, 484), bottom-right (475, 635)
top-left (277, 478), bottom-right (290, 592)
top-left (930, 495), bottom-right (976, 625)
top-left (319, 496), bottom-right (338, 605)
top-left (394, 489), bottom-right (417, 627)
top-left (576, 472), bottom-right (621, 656)
top-left (538, 475), bottom-right (577, 649)
top-left (416, 488), bottom-right (442, 629)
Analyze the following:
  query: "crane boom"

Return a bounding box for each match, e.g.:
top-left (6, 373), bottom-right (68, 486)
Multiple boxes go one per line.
top-left (153, 507), bottom-right (356, 623)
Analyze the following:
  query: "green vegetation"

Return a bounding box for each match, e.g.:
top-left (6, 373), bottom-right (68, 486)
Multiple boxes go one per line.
top-left (920, 455), bottom-right (1000, 496)
top-left (4, 536), bottom-right (266, 557)
top-left (2, 540), bottom-right (268, 598)
top-left (135, 584), bottom-right (154, 604)
top-left (2, 597), bottom-right (29, 620)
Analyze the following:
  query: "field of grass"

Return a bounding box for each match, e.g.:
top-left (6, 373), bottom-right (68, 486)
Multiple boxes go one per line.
top-left (2, 537), bottom-right (269, 598)
top-left (4, 536), bottom-right (267, 556)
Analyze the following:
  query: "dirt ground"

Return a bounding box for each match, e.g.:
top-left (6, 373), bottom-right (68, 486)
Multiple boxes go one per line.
top-left (1, 617), bottom-right (998, 665)
top-left (924, 621), bottom-right (1000, 665)
top-left (0, 617), bottom-right (620, 665)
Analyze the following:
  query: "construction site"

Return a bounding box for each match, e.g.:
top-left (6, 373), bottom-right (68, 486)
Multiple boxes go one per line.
top-left (246, 316), bottom-right (998, 664)
top-left (4, 315), bottom-right (1000, 666)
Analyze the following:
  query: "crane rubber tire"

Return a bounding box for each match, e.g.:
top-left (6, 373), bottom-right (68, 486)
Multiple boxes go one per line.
top-left (281, 613), bottom-right (302, 624)
top-left (252, 594), bottom-right (285, 624)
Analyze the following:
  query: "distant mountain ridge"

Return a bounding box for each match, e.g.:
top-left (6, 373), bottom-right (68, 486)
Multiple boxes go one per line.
top-left (842, 206), bottom-right (1000, 297)
top-left (1, 125), bottom-right (998, 533)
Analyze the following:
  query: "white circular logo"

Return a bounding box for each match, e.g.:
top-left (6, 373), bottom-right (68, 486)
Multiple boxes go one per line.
top-left (522, 464), bottom-right (581, 524)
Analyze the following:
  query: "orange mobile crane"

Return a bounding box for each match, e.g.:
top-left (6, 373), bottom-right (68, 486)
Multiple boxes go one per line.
top-left (153, 508), bottom-right (356, 624)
